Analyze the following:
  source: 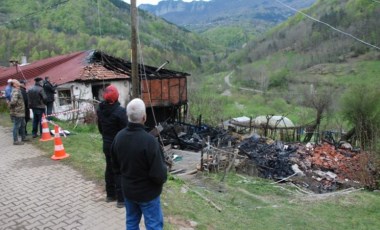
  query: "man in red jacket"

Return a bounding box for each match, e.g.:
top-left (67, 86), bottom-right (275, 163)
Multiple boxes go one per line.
top-left (111, 98), bottom-right (167, 229)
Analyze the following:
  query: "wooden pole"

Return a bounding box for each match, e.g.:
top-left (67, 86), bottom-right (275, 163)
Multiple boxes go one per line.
top-left (131, 0), bottom-right (139, 98)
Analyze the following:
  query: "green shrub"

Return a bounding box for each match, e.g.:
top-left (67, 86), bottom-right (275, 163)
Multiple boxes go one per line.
top-left (0, 99), bottom-right (8, 113)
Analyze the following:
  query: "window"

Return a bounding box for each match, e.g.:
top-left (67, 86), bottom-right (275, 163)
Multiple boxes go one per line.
top-left (58, 89), bottom-right (72, 106)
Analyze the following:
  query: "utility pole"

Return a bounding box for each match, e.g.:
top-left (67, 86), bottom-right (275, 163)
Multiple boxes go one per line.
top-left (131, 0), bottom-right (139, 99)
top-left (9, 59), bottom-right (19, 78)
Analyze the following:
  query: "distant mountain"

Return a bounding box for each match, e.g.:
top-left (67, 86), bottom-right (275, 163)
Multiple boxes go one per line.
top-left (141, 0), bottom-right (315, 30)
top-left (0, 0), bottom-right (215, 71)
top-left (140, 0), bottom-right (316, 49)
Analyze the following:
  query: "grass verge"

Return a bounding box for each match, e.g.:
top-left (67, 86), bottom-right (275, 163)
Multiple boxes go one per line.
top-left (1, 110), bottom-right (380, 229)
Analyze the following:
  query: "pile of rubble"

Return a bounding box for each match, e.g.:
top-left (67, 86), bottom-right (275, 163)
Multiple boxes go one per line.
top-left (237, 138), bottom-right (375, 193)
top-left (160, 122), bottom-right (238, 151)
top-left (238, 135), bottom-right (297, 179)
top-left (161, 122), bottom-right (376, 193)
top-left (293, 142), bottom-right (375, 192)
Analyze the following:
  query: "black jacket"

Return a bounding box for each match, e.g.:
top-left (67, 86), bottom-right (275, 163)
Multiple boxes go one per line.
top-left (20, 86), bottom-right (30, 121)
top-left (111, 122), bottom-right (167, 202)
top-left (27, 83), bottom-right (47, 109)
top-left (96, 101), bottom-right (127, 144)
top-left (43, 80), bottom-right (56, 103)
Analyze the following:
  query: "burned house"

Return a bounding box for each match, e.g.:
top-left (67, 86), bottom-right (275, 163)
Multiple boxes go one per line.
top-left (0, 50), bottom-right (190, 127)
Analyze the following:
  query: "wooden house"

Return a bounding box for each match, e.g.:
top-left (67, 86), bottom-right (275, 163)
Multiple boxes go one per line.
top-left (0, 50), bottom-right (190, 127)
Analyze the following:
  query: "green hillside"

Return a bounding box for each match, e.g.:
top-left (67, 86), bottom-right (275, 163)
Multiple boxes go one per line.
top-left (190, 0), bottom-right (380, 152)
top-left (0, 0), bottom-right (215, 71)
top-left (229, 0), bottom-right (380, 76)
top-left (216, 0), bottom-right (380, 113)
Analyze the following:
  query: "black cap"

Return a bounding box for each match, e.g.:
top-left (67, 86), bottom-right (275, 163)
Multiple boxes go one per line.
top-left (34, 77), bottom-right (43, 82)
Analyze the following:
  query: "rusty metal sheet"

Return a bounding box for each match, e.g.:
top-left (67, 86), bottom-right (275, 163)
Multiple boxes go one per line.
top-left (142, 77), bottom-right (187, 107)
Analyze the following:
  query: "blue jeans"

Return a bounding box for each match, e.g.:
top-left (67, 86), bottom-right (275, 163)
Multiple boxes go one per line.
top-left (12, 116), bottom-right (26, 142)
top-left (124, 196), bottom-right (163, 230)
top-left (32, 108), bottom-right (45, 136)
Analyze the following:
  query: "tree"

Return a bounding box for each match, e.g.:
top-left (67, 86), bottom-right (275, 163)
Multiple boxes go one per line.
top-left (301, 85), bottom-right (333, 143)
top-left (341, 84), bottom-right (380, 151)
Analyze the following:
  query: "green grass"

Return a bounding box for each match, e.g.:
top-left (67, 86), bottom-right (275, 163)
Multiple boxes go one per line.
top-left (163, 173), bottom-right (380, 230)
top-left (1, 108), bottom-right (380, 229)
top-left (189, 70), bottom-right (316, 126)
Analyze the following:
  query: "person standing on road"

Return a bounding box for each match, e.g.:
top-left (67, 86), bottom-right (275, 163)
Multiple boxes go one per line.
top-left (9, 79), bottom-right (28, 145)
top-left (96, 85), bottom-right (128, 208)
top-left (43, 76), bottom-right (57, 120)
top-left (111, 98), bottom-right (167, 229)
top-left (28, 77), bottom-right (47, 138)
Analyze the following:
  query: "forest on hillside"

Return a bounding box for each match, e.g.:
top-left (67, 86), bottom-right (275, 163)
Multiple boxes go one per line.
top-left (1, 0), bottom-right (380, 154)
top-left (250, 2), bottom-right (378, 65)
top-left (216, 0), bottom-right (380, 104)
top-left (0, 0), bottom-right (215, 71)
top-left (189, 0), bottom-right (380, 157)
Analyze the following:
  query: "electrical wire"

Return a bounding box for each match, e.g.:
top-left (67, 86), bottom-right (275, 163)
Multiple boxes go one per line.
top-left (133, 7), bottom-right (167, 146)
top-left (8, 62), bottom-right (27, 82)
top-left (274, 0), bottom-right (380, 51)
top-left (16, 65), bottom-right (27, 82)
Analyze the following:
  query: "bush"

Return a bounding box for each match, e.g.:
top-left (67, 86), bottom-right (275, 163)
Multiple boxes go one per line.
top-left (340, 83), bottom-right (380, 151)
top-left (269, 68), bottom-right (289, 89)
top-left (0, 99), bottom-right (8, 113)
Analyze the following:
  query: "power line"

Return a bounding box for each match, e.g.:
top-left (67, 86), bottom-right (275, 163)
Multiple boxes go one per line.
top-left (274, 0), bottom-right (380, 51)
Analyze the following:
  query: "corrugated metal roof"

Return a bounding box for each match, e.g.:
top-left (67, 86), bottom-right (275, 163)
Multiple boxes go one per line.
top-left (0, 51), bottom-right (89, 89)
top-left (0, 50), bottom-right (190, 90)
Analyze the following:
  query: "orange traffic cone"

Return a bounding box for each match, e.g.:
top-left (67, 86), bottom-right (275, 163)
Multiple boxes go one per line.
top-left (51, 125), bottom-right (70, 160)
top-left (40, 114), bottom-right (54, 141)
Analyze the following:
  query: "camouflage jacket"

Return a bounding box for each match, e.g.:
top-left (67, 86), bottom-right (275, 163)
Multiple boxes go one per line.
top-left (9, 88), bottom-right (25, 117)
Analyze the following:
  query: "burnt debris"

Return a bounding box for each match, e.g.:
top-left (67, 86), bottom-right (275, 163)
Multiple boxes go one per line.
top-left (160, 121), bottom-right (375, 194)
top-left (238, 136), bottom-right (298, 179)
top-left (160, 122), bottom-right (238, 151)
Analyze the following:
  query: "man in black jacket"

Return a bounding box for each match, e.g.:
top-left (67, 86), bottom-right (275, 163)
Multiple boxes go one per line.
top-left (43, 76), bottom-right (57, 120)
top-left (96, 85), bottom-right (127, 208)
top-left (111, 98), bottom-right (167, 229)
top-left (28, 77), bottom-right (47, 138)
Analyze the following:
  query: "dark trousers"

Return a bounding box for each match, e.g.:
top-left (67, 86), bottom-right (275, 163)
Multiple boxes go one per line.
top-left (103, 142), bottom-right (123, 202)
top-left (25, 119), bottom-right (29, 134)
top-left (19, 118), bottom-right (29, 136)
top-left (32, 108), bottom-right (45, 136)
top-left (46, 101), bottom-right (54, 120)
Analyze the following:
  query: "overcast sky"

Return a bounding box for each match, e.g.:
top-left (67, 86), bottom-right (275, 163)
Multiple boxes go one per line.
top-left (123, 0), bottom-right (207, 6)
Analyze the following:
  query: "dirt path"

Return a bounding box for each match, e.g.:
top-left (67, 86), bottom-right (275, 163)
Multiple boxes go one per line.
top-left (224, 71), bottom-right (264, 94)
